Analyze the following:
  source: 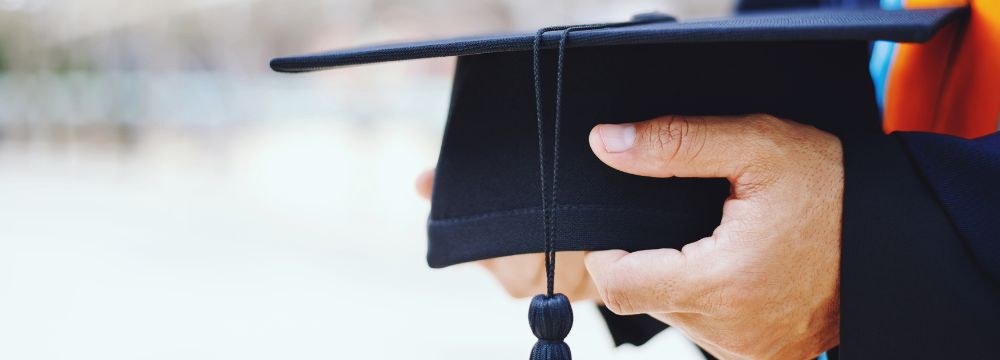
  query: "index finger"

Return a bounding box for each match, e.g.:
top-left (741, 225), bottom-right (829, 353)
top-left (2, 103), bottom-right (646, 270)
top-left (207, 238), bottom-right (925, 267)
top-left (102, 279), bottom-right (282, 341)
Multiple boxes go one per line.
top-left (585, 246), bottom-right (712, 315)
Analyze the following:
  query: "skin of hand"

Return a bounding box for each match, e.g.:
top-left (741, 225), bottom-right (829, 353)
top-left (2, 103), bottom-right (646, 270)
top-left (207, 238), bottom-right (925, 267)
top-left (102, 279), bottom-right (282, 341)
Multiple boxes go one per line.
top-left (416, 169), bottom-right (600, 302)
top-left (584, 114), bottom-right (842, 360)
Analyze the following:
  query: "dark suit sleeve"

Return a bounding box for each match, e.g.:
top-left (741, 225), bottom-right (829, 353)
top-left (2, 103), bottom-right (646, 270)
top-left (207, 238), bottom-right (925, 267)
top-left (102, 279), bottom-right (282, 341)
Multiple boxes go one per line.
top-left (840, 130), bottom-right (1000, 359)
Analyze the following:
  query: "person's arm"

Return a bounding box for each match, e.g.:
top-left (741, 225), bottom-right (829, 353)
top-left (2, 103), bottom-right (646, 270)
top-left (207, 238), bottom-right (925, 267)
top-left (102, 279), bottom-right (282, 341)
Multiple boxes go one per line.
top-left (840, 130), bottom-right (1000, 358)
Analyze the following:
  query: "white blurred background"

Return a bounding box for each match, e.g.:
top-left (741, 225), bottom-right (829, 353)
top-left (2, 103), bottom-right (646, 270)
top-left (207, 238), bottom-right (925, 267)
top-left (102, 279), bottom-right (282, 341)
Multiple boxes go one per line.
top-left (0, 0), bottom-right (734, 359)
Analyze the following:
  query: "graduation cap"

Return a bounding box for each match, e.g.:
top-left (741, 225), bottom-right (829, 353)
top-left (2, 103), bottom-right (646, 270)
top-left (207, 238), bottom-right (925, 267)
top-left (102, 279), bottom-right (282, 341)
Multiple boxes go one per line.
top-left (271, 7), bottom-right (964, 359)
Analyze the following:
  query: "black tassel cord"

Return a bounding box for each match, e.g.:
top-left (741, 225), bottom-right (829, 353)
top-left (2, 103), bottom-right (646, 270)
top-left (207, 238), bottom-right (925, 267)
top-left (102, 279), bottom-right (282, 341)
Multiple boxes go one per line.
top-left (528, 15), bottom-right (675, 360)
top-left (528, 24), bottom-right (575, 360)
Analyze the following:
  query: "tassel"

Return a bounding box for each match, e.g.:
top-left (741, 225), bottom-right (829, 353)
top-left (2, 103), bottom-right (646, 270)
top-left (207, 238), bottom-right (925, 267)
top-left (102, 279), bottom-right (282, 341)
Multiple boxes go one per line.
top-left (529, 294), bottom-right (573, 360)
top-left (528, 15), bottom-right (675, 360)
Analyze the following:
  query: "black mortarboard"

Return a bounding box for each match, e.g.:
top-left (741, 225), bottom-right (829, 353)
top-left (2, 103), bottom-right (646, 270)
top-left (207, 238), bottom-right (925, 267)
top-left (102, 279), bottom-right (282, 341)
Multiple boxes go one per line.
top-left (271, 7), bottom-right (963, 359)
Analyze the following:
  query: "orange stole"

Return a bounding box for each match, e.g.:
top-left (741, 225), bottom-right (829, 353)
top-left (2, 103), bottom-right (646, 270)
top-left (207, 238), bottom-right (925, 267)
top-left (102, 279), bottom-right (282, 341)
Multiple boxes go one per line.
top-left (883, 0), bottom-right (1000, 138)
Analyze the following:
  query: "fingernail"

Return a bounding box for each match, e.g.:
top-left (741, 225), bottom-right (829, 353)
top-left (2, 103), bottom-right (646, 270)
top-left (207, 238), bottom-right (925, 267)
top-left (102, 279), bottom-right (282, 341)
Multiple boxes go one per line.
top-left (598, 124), bottom-right (636, 153)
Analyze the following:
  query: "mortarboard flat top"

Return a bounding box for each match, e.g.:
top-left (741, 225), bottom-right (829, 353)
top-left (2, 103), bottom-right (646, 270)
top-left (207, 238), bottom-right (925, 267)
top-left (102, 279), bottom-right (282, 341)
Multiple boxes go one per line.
top-left (271, 7), bottom-right (964, 73)
top-left (271, 7), bottom-right (965, 268)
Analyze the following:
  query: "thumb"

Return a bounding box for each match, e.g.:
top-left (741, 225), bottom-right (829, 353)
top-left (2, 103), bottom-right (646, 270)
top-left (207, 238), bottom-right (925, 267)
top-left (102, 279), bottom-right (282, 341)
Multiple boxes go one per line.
top-left (589, 114), bottom-right (782, 184)
top-left (584, 115), bottom-right (786, 316)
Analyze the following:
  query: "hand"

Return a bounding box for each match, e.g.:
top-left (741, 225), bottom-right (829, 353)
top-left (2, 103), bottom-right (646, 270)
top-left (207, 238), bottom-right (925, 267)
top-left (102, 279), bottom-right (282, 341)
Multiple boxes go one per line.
top-left (584, 114), bottom-right (842, 359)
top-left (416, 169), bottom-right (600, 301)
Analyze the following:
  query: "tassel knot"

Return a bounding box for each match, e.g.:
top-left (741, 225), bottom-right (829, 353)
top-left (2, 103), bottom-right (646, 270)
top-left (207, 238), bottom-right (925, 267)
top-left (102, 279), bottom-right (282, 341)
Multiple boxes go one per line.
top-left (529, 294), bottom-right (573, 360)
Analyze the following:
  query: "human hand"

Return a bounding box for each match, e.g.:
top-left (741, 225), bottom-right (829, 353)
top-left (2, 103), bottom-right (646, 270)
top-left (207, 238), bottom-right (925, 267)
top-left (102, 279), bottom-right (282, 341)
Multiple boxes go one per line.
top-left (584, 114), bottom-right (842, 359)
top-left (416, 169), bottom-right (600, 301)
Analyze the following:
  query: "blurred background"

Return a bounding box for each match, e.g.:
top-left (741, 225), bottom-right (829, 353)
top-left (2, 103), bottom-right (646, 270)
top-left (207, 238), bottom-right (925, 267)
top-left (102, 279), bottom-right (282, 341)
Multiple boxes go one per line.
top-left (0, 0), bottom-right (733, 359)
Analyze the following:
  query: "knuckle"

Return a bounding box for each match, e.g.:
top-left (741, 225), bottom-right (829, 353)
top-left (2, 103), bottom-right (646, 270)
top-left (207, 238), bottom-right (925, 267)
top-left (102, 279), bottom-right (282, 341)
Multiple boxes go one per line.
top-left (746, 113), bottom-right (782, 127)
top-left (743, 114), bottom-right (788, 142)
top-left (646, 115), bottom-right (703, 164)
top-left (598, 275), bottom-right (638, 315)
top-left (735, 114), bottom-right (797, 184)
top-left (600, 282), bottom-right (631, 314)
top-left (645, 116), bottom-right (674, 153)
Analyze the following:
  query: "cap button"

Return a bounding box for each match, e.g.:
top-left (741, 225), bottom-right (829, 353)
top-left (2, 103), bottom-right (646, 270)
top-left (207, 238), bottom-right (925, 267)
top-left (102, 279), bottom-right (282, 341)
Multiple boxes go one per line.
top-left (630, 11), bottom-right (676, 23)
